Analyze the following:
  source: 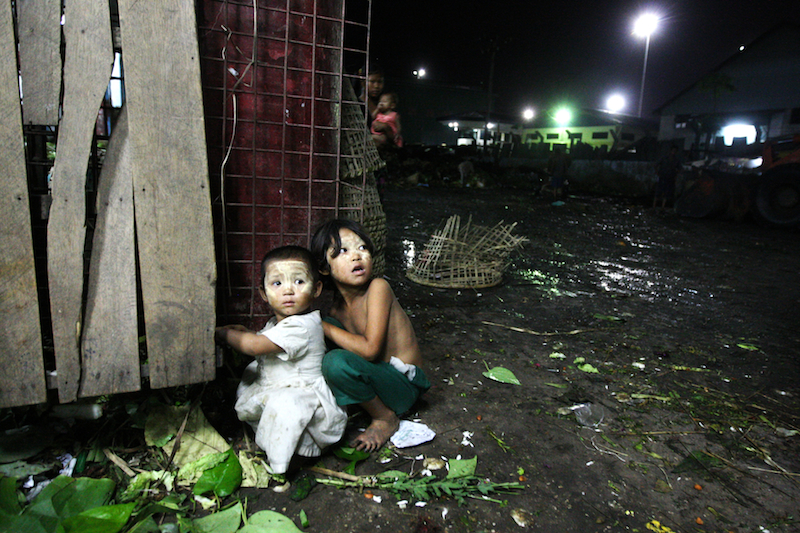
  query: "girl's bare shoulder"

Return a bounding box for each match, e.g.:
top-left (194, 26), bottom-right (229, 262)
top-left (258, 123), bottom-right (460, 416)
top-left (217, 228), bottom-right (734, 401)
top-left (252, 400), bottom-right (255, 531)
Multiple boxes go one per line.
top-left (365, 277), bottom-right (396, 298)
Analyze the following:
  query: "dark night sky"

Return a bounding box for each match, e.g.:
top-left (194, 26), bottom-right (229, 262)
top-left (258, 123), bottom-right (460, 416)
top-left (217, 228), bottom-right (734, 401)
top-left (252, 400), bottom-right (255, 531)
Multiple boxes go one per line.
top-left (369, 1), bottom-right (800, 118)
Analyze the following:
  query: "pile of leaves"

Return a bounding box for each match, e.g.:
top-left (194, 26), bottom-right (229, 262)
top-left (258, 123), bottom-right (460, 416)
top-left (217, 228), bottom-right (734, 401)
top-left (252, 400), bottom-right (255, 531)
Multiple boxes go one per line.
top-left (0, 395), bottom-right (524, 533)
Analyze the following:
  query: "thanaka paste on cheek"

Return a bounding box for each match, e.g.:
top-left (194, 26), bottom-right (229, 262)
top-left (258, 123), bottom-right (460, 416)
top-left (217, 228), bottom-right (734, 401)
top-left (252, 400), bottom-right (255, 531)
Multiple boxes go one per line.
top-left (264, 260), bottom-right (315, 301)
top-left (338, 231), bottom-right (371, 260)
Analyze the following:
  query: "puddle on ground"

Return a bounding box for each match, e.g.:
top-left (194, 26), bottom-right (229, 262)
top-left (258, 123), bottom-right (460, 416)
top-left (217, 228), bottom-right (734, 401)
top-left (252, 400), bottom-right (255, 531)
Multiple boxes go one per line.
top-left (508, 268), bottom-right (577, 298)
top-left (509, 257), bottom-right (710, 305)
top-left (585, 259), bottom-right (709, 304)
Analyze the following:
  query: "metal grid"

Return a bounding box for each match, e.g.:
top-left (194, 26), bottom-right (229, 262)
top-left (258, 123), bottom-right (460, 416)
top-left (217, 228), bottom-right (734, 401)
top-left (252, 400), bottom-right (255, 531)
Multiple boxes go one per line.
top-left (199, 0), bottom-right (372, 327)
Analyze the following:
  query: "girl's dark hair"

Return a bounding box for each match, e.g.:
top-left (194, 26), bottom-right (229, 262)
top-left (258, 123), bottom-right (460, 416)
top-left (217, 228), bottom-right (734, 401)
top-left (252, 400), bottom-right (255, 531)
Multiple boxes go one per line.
top-left (260, 245), bottom-right (319, 289)
top-left (310, 219), bottom-right (375, 279)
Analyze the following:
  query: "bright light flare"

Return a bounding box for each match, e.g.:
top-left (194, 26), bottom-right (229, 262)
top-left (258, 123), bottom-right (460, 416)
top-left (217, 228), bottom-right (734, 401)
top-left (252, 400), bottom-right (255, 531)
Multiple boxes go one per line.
top-left (606, 94), bottom-right (625, 113)
top-left (522, 108), bottom-right (535, 121)
top-left (633, 13), bottom-right (659, 38)
top-left (554, 108), bottom-right (571, 125)
top-left (721, 124), bottom-right (757, 145)
top-left (413, 68), bottom-right (426, 78)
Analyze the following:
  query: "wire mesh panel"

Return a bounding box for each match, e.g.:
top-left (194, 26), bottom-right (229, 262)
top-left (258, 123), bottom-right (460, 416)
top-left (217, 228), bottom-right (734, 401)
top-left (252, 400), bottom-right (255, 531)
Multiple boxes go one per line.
top-left (199, 0), bottom-right (373, 328)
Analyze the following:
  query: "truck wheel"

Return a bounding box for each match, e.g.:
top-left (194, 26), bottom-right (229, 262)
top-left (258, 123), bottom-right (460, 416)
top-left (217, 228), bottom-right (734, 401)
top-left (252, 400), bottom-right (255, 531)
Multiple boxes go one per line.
top-left (755, 168), bottom-right (800, 226)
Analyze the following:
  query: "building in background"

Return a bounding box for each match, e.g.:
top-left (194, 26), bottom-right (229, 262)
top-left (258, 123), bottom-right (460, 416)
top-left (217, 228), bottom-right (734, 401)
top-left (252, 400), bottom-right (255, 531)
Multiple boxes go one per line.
top-left (517, 108), bottom-right (656, 157)
top-left (656, 24), bottom-right (800, 156)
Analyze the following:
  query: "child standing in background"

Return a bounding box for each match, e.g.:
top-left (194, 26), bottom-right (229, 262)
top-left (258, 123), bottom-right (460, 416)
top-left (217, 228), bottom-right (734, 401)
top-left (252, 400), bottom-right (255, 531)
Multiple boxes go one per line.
top-left (311, 220), bottom-right (430, 452)
top-left (371, 92), bottom-right (403, 148)
top-left (362, 67), bottom-right (385, 130)
top-left (216, 246), bottom-right (347, 475)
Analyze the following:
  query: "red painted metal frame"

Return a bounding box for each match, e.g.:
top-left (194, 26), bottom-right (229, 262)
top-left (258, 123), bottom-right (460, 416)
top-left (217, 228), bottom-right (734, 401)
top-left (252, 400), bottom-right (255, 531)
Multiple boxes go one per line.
top-left (198, 0), bottom-right (371, 328)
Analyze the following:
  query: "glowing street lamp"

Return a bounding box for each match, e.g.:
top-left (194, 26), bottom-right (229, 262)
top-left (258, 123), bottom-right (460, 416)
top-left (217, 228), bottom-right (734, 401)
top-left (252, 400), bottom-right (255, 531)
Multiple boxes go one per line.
top-left (606, 94), bottom-right (625, 114)
top-left (554, 108), bottom-right (572, 125)
top-left (522, 108), bottom-right (535, 121)
top-left (633, 13), bottom-right (658, 117)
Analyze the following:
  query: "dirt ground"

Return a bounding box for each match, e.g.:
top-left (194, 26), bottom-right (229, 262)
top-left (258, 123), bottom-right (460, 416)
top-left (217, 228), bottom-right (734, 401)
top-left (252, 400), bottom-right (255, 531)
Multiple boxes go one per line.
top-left (4, 184), bottom-right (799, 533)
top-left (240, 185), bottom-right (799, 533)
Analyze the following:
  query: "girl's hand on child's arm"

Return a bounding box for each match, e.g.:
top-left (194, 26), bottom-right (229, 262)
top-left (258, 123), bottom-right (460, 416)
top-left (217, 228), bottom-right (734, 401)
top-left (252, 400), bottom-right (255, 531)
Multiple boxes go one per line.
top-left (323, 279), bottom-right (392, 361)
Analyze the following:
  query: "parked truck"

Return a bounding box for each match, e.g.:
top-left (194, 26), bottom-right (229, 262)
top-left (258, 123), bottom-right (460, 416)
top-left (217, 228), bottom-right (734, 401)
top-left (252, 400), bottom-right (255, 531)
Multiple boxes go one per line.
top-left (675, 134), bottom-right (800, 226)
top-left (754, 133), bottom-right (800, 226)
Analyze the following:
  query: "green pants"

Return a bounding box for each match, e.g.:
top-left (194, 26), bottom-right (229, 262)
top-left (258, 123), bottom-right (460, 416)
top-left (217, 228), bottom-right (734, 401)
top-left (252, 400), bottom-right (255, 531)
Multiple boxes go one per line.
top-left (322, 348), bottom-right (430, 415)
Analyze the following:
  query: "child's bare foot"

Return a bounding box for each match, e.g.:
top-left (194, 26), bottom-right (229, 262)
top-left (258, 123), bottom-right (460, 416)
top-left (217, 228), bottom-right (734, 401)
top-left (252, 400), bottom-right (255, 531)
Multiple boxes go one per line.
top-left (353, 413), bottom-right (399, 452)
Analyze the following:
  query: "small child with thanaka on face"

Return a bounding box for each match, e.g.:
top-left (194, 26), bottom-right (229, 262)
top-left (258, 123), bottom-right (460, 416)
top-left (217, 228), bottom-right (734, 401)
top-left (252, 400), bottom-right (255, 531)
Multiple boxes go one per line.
top-left (311, 220), bottom-right (430, 452)
top-left (215, 246), bottom-right (347, 475)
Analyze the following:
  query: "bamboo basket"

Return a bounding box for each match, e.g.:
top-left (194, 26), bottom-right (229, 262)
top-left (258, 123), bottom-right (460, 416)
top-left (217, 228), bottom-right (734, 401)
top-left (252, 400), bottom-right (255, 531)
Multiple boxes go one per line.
top-left (407, 215), bottom-right (527, 289)
top-left (338, 81), bottom-right (387, 275)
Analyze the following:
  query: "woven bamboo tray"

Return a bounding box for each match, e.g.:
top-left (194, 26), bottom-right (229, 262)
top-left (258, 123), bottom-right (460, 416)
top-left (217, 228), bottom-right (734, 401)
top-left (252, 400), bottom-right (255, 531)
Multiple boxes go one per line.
top-left (407, 215), bottom-right (527, 289)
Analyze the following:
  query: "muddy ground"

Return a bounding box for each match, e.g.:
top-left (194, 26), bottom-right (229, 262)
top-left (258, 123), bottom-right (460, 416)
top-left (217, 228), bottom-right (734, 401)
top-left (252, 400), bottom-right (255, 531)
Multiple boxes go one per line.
top-left (5, 184), bottom-right (800, 533)
top-left (235, 185), bottom-right (800, 532)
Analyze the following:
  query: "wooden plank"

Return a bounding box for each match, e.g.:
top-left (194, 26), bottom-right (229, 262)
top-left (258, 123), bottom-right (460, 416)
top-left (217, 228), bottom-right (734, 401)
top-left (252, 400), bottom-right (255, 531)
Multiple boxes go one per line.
top-left (80, 107), bottom-right (140, 397)
top-left (118, 0), bottom-right (216, 389)
top-left (16, 0), bottom-right (62, 125)
top-left (0, 1), bottom-right (46, 408)
top-left (47, 0), bottom-right (112, 403)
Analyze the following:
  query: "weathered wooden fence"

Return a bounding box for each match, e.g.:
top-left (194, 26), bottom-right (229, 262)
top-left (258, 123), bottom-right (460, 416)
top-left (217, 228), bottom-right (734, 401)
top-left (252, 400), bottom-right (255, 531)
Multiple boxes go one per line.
top-left (1, 0), bottom-right (377, 409)
top-left (1, 0), bottom-right (215, 408)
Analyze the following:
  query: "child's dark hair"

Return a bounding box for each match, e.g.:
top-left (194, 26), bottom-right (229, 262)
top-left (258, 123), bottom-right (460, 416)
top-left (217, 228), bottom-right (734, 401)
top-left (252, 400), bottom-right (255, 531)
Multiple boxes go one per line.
top-left (260, 245), bottom-right (319, 289)
top-left (383, 92), bottom-right (398, 106)
top-left (310, 219), bottom-right (374, 281)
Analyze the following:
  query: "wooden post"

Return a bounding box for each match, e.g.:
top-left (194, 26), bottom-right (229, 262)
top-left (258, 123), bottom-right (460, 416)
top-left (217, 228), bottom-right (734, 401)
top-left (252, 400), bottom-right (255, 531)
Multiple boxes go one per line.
top-left (80, 107), bottom-right (141, 397)
top-left (118, 0), bottom-right (216, 388)
top-left (47, 0), bottom-right (112, 403)
top-left (0, 1), bottom-right (46, 408)
top-left (16, 0), bottom-right (62, 126)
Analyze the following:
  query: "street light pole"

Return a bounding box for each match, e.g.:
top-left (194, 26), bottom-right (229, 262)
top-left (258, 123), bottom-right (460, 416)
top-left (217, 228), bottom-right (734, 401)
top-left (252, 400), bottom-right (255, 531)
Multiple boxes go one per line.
top-left (637, 33), bottom-right (651, 118)
top-left (633, 13), bottom-right (658, 118)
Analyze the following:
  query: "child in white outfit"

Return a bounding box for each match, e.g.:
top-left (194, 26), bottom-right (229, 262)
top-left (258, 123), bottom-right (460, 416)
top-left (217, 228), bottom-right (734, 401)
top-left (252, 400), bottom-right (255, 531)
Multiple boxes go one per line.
top-left (216, 246), bottom-right (346, 474)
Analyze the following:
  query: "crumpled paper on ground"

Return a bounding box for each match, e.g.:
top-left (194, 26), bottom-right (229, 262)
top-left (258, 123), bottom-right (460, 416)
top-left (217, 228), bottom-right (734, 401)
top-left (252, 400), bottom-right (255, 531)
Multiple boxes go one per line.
top-left (390, 420), bottom-right (435, 448)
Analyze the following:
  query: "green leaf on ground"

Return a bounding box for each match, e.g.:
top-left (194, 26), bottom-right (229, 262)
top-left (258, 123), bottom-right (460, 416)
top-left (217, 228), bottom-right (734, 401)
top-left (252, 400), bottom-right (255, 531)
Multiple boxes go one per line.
top-left (447, 456), bottom-right (477, 479)
top-left (736, 343), bottom-right (759, 351)
top-left (593, 313), bottom-right (624, 322)
top-left (62, 502), bottom-right (135, 533)
top-left (482, 362), bottom-right (521, 385)
top-left (145, 404), bottom-right (230, 467)
top-left (193, 450), bottom-right (242, 498)
top-left (240, 510), bottom-right (302, 533)
top-left (192, 502), bottom-right (242, 533)
top-left (333, 446), bottom-right (370, 475)
top-left (0, 476), bottom-right (21, 515)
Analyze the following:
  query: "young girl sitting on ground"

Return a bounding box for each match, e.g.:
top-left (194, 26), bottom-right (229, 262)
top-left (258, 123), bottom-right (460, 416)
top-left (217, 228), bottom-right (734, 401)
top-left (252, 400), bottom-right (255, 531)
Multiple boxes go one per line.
top-left (311, 220), bottom-right (430, 452)
top-left (216, 246), bottom-right (347, 475)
